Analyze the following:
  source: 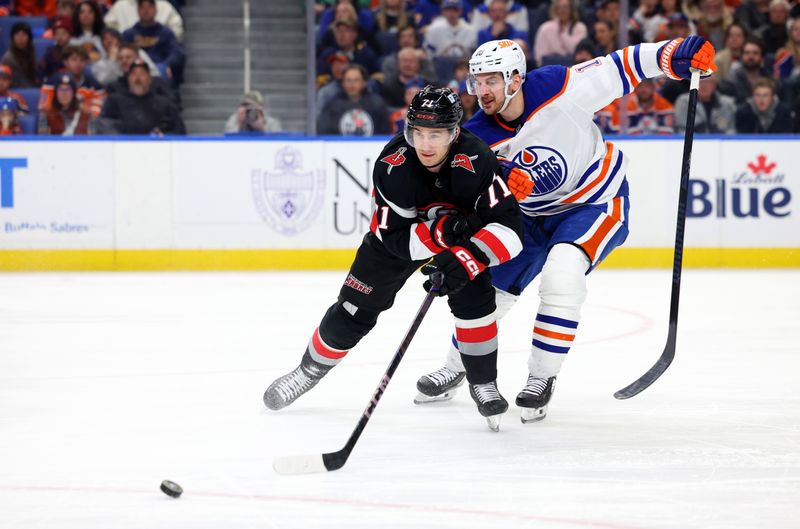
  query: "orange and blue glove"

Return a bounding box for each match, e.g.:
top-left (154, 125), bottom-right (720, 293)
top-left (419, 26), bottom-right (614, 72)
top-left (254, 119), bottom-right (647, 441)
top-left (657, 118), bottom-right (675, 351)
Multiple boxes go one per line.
top-left (498, 158), bottom-right (534, 201)
top-left (658, 36), bottom-right (717, 81)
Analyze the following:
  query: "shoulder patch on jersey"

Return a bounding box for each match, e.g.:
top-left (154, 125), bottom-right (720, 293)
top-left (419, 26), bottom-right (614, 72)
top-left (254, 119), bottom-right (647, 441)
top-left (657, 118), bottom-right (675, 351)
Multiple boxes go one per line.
top-left (381, 147), bottom-right (407, 174)
top-left (451, 153), bottom-right (478, 173)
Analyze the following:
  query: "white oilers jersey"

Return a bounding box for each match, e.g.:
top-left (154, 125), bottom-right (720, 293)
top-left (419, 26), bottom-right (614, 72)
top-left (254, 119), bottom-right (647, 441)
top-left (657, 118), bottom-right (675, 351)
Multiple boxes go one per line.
top-left (464, 42), bottom-right (668, 216)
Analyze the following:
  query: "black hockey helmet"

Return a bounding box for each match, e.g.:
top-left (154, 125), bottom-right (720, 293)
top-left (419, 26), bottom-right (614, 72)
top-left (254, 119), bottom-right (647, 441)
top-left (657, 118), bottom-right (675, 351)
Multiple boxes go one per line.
top-left (406, 85), bottom-right (463, 130)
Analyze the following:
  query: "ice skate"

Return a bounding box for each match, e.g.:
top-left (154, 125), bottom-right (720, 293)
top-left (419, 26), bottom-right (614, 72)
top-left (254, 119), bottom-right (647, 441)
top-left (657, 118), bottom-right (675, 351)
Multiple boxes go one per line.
top-left (413, 366), bottom-right (466, 404)
top-left (516, 375), bottom-right (556, 424)
top-left (468, 381), bottom-right (508, 432)
top-left (263, 351), bottom-right (333, 410)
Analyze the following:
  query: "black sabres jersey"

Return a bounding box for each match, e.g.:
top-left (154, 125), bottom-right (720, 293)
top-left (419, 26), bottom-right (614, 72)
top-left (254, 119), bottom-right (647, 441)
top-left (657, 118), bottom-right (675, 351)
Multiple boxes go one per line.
top-left (369, 129), bottom-right (523, 266)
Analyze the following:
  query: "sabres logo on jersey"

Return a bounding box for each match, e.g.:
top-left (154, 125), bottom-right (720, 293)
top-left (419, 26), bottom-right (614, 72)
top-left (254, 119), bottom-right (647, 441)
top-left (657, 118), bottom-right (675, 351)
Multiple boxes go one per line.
top-left (451, 153), bottom-right (478, 173)
top-left (381, 147), bottom-right (407, 174)
top-left (512, 146), bottom-right (568, 196)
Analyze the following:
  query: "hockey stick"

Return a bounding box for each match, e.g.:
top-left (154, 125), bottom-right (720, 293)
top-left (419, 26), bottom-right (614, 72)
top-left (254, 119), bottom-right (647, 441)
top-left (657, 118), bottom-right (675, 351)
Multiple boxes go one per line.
top-left (614, 69), bottom-right (702, 400)
top-left (273, 274), bottom-right (442, 474)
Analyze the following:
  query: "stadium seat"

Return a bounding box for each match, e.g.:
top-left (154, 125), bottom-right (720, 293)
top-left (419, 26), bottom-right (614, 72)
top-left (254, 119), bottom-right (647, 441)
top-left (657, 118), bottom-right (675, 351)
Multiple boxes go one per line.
top-left (433, 56), bottom-right (459, 86)
top-left (18, 114), bottom-right (37, 134)
top-left (34, 37), bottom-right (53, 64)
top-left (375, 31), bottom-right (398, 58)
top-left (15, 88), bottom-right (41, 113)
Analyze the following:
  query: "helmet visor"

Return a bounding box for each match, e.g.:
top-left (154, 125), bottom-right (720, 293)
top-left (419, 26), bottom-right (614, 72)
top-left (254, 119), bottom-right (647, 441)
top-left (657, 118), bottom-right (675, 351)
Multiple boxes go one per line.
top-left (404, 124), bottom-right (458, 149)
top-left (466, 72), bottom-right (506, 95)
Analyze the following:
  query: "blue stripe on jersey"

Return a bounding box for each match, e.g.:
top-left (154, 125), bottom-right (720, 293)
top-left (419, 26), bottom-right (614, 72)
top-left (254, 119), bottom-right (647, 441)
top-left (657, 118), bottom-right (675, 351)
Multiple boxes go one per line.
top-left (611, 51), bottom-right (630, 95)
top-left (532, 338), bottom-right (571, 354)
top-left (536, 314), bottom-right (579, 329)
top-left (451, 334), bottom-right (458, 348)
top-left (585, 152), bottom-right (624, 204)
top-left (633, 44), bottom-right (646, 81)
top-left (574, 158), bottom-right (601, 189)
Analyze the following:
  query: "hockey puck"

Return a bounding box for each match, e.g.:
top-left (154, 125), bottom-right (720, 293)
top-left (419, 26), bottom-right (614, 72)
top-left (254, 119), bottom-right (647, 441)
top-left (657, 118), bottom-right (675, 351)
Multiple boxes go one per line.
top-left (160, 480), bottom-right (183, 498)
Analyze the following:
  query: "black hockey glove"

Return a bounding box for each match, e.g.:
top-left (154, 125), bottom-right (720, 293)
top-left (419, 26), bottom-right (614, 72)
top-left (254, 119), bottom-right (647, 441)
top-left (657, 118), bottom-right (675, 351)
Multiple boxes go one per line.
top-left (421, 246), bottom-right (487, 296)
top-left (429, 213), bottom-right (470, 249)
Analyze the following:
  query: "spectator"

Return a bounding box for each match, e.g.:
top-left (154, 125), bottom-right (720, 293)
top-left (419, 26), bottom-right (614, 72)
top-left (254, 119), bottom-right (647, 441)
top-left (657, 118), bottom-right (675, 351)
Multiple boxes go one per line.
top-left (456, 80), bottom-right (477, 122)
top-left (318, 0), bottom-right (376, 40)
top-left (38, 73), bottom-right (94, 135)
top-left (573, 40), bottom-right (595, 64)
top-left (595, 79), bottom-right (675, 134)
top-left (381, 26), bottom-right (437, 83)
top-left (373, 0), bottom-right (412, 34)
top-left (318, 1), bottom-right (382, 56)
top-left (39, 17), bottom-right (73, 80)
top-left (70, 0), bottom-right (106, 62)
top-left (381, 46), bottom-right (435, 107)
top-left (122, 0), bottom-right (184, 83)
top-left (106, 43), bottom-right (175, 106)
top-left (757, 0), bottom-right (790, 54)
top-left (57, 0), bottom-right (76, 20)
top-left (1, 23), bottom-right (38, 88)
top-left (0, 65), bottom-right (30, 113)
top-left (13, 0), bottom-right (57, 17)
top-left (735, 77), bottom-right (794, 132)
top-left (663, 12), bottom-right (693, 40)
top-left (652, 0), bottom-right (697, 41)
top-left (533, 0), bottom-right (587, 66)
top-left (593, 0), bottom-right (642, 44)
top-left (388, 78), bottom-right (424, 133)
top-left (719, 38), bottom-right (771, 103)
top-left (471, 0), bottom-right (529, 34)
top-left (318, 19), bottom-right (380, 76)
top-left (105, 0), bottom-right (184, 41)
top-left (632, 0), bottom-right (663, 43)
top-left (715, 22), bottom-right (747, 80)
top-left (774, 18), bottom-right (800, 79)
top-left (695, 0), bottom-right (733, 51)
top-left (224, 90), bottom-right (282, 134)
top-left (734, 0), bottom-right (770, 35)
top-left (477, 0), bottom-right (529, 47)
top-left (674, 76), bottom-right (736, 133)
top-left (91, 28), bottom-right (123, 85)
top-left (40, 46), bottom-right (106, 116)
top-left (317, 64), bottom-right (390, 135)
top-left (423, 0), bottom-right (478, 59)
top-left (98, 58), bottom-right (185, 134)
top-left (317, 52), bottom-right (351, 118)
top-left (591, 20), bottom-right (617, 56)
top-left (0, 97), bottom-right (23, 135)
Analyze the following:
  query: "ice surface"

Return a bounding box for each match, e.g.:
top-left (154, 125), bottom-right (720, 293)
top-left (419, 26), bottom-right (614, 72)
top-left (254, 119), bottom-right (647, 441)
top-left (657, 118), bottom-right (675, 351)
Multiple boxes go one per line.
top-left (1, 270), bottom-right (798, 529)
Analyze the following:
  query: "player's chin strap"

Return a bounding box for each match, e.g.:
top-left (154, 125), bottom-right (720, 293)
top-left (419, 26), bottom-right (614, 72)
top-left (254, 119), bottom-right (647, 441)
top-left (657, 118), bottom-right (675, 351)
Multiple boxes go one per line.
top-left (497, 82), bottom-right (522, 114)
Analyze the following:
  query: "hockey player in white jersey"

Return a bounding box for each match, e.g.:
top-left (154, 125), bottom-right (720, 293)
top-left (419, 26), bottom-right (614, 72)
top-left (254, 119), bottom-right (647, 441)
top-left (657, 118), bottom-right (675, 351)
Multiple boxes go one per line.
top-left (414, 37), bottom-right (716, 423)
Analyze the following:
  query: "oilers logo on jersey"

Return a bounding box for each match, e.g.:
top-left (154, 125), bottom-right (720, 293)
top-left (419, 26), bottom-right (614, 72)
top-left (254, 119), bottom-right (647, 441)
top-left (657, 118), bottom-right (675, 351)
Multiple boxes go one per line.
top-left (512, 146), bottom-right (568, 197)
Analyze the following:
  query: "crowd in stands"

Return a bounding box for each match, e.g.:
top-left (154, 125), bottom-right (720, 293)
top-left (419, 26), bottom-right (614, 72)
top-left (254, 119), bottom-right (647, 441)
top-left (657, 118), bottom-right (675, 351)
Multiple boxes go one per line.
top-left (0, 0), bottom-right (187, 136)
top-left (314, 0), bottom-right (800, 135)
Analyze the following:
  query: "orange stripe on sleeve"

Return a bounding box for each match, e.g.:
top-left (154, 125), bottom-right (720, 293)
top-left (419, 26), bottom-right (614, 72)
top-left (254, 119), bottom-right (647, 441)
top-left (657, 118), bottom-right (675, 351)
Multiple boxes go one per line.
top-left (622, 47), bottom-right (640, 89)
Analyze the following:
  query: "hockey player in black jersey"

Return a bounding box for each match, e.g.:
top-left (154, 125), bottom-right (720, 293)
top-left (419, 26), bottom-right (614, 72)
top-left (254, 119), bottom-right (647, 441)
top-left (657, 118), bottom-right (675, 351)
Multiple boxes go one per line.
top-left (263, 86), bottom-right (523, 430)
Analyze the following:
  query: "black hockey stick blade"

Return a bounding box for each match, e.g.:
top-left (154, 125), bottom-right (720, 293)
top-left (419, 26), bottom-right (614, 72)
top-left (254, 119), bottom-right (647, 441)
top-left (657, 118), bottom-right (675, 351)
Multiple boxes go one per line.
top-left (614, 69), bottom-right (703, 400)
top-left (614, 328), bottom-right (676, 399)
top-left (273, 275), bottom-right (442, 475)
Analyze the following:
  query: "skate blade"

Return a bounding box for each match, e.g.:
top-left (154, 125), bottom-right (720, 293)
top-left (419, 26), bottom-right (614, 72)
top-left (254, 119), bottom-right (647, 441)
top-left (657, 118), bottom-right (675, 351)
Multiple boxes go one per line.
top-left (520, 406), bottom-right (547, 424)
top-left (485, 414), bottom-right (503, 432)
top-left (413, 389), bottom-right (457, 405)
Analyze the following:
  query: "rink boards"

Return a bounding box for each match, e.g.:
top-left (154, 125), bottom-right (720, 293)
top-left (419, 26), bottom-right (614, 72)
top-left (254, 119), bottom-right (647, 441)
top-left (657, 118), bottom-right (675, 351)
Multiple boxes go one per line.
top-left (0, 136), bottom-right (798, 270)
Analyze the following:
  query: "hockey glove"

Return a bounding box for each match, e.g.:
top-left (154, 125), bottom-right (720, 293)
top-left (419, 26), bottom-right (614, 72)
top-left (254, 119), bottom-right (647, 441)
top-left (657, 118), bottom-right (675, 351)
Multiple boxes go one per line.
top-left (429, 212), bottom-right (470, 249)
top-left (658, 36), bottom-right (716, 81)
top-left (421, 246), bottom-right (487, 297)
top-left (498, 158), bottom-right (534, 201)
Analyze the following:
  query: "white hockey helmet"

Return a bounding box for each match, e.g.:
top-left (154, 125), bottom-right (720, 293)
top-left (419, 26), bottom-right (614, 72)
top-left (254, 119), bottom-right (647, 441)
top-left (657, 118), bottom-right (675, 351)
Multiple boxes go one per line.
top-left (467, 39), bottom-right (527, 112)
